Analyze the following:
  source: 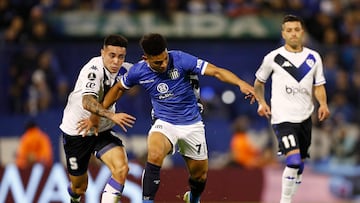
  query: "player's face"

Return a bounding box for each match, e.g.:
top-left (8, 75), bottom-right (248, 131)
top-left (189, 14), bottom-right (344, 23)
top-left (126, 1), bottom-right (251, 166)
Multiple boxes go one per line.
top-left (281, 21), bottom-right (304, 50)
top-left (143, 50), bottom-right (168, 73)
top-left (101, 45), bottom-right (126, 73)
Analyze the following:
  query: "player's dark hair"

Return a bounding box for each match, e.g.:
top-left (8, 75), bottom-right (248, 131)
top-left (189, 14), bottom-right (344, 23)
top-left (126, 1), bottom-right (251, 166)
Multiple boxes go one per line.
top-left (282, 14), bottom-right (305, 29)
top-left (140, 33), bottom-right (167, 56)
top-left (103, 34), bottom-right (128, 48)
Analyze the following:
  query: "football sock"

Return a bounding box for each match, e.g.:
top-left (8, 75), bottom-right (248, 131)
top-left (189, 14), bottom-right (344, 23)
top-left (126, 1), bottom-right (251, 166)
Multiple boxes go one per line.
top-left (291, 174), bottom-right (302, 197)
top-left (67, 185), bottom-right (81, 202)
top-left (142, 162), bottom-right (161, 200)
top-left (280, 166), bottom-right (298, 203)
top-left (291, 162), bottom-right (304, 197)
top-left (101, 177), bottom-right (124, 203)
top-left (189, 178), bottom-right (206, 203)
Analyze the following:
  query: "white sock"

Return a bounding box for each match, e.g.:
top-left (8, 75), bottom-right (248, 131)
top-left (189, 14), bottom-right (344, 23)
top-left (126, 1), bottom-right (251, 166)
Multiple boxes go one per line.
top-left (291, 174), bottom-right (302, 197)
top-left (280, 167), bottom-right (298, 203)
top-left (101, 177), bottom-right (124, 203)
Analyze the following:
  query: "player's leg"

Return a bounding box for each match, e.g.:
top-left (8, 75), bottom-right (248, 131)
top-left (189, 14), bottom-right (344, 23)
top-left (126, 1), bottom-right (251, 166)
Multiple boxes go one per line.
top-left (273, 123), bottom-right (303, 203)
top-left (290, 117), bottom-right (312, 198)
top-left (179, 120), bottom-right (208, 203)
top-left (291, 159), bottom-right (304, 197)
top-left (94, 130), bottom-right (129, 202)
top-left (143, 119), bottom-right (176, 202)
top-left (281, 149), bottom-right (301, 203)
top-left (68, 173), bottom-right (88, 203)
top-left (100, 146), bottom-right (129, 202)
top-left (183, 157), bottom-right (208, 203)
top-left (62, 133), bottom-right (94, 203)
top-left (142, 130), bottom-right (173, 202)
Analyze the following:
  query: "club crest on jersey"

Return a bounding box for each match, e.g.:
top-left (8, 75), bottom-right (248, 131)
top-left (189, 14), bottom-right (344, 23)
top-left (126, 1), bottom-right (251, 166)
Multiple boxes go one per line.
top-left (168, 68), bottom-right (180, 80)
top-left (157, 83), bottom-right (169, 93)
top-left (306, 58), bottom-right (315, 67)
top-left (157, 83), bottom-right (174, 99)
top-left (88, 72), bottom-right (96, 81)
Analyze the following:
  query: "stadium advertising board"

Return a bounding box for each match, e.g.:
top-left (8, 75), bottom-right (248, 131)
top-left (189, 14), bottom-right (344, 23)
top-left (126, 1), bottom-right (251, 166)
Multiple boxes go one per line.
top-left (48, 12), bottom-right (281, 39)
top-left (0, 163), bottom-right (263, 202)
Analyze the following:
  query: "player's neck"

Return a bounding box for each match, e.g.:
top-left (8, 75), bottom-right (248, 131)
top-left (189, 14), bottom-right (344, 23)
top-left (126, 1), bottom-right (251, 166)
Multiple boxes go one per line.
top-left (284, 44), bottom-right (303, 53)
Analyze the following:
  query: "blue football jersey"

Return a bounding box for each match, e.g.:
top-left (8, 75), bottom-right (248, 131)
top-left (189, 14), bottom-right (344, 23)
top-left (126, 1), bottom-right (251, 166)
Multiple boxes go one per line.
top-left (121, 50), bottom-right (208, 125)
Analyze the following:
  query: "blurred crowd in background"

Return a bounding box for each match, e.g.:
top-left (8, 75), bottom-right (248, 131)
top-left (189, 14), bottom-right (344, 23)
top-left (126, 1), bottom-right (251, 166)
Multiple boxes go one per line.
top-left (1, 0), bottom-right (360, 199)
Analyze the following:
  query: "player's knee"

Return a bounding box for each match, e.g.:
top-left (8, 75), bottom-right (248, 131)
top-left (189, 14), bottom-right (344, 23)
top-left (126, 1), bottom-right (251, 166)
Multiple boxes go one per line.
top-left (72, 184), bottom-right (87, 195)
top-left (190, 168), bottom-right (208, 182)
top-left (147, 150), bottom-right (166, 165)
top-left (285, 153), bottom-right (302, 169)
top-left (111, 164), bottom-right (129, 181)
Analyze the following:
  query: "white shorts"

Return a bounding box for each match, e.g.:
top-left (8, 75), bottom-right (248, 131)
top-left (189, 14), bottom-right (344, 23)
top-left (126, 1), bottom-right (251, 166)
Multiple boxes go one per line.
top-left (149, 119), bottom-right (208, 160)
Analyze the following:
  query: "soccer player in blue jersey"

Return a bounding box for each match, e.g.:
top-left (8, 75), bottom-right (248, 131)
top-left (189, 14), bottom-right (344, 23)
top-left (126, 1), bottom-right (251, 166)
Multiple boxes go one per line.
top-left (84, 33), bottom-right (256, 203)
top-left (254, 15), bottom-right (330, 203)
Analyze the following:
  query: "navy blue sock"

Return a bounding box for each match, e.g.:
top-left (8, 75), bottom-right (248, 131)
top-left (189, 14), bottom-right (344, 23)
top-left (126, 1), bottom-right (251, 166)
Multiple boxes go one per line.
top-left (189, 178), bottom-right (206, 202)
top-left (68, 185), bottom-right (81, 201)
top-left (142, 162), bottom-right (161, 200)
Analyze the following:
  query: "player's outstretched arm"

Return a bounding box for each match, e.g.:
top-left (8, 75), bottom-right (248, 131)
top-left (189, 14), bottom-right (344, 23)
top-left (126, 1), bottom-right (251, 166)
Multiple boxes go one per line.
top-left (102, 82), bottom-right (136, 131)
top-left (204, 63), bottom-right (256, 103)
top-left (102, 81), bottom-right (126, 109)
top-left (80, 86), bottom-right (136, 135)
top-left (82, 95), bottom-right (115, 119)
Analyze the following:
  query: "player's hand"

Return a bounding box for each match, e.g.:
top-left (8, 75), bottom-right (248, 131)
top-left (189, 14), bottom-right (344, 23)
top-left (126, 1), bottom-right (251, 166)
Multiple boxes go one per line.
top-left (318, 105), bottom-right (330, 122)
top-left (244, 93), bottom-right (256, 104)
top-left (77, 114), bottom-right (99, 137)
top-left (239, 82), bottom-right (257, 104)
top-left (257, 102), bottom-right (271, 119)
top-left (110, 113), bottom-right (136, 132)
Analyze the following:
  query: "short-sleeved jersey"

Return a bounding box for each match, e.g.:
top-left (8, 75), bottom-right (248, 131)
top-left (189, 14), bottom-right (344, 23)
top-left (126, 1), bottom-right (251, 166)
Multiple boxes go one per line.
top-left (255, 46), bottom-right (326, 124)
top-left (60, 56), bottom-right (132, 135)
top-left (121, 50), bottom-right (208, 125)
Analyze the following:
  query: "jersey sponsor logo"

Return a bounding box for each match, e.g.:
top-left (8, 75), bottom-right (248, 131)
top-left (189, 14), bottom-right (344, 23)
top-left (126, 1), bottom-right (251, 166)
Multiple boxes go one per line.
top-left (157, 83), bottom-right (169, 93)
top-left (86, 82), bottom-right (96, 88)
top-left (159, 92), bottom-right (174, 99)
top-left (285, 85), bottom-right (309, 96)
top-left (154, 125), bottom-right (163, 129)
top-left (139, 79), bottom-right (154, 84)
top-left (88, 72), bottom-right (96, 81)
top-left (168, 68), bottom-right (180, 80)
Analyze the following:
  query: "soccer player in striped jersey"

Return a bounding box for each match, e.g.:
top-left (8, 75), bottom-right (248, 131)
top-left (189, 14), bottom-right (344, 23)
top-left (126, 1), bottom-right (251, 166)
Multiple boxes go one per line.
top-left (254, 15), bottom-right (330, 203)
top-left (59, 34), bottom-right (136, 203)
top-left (92, 33), bottom-right (255, 203)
